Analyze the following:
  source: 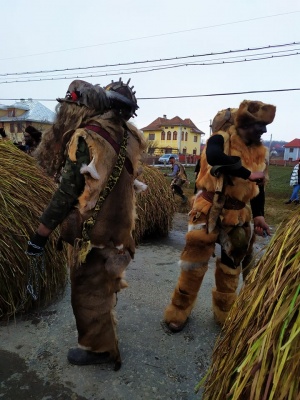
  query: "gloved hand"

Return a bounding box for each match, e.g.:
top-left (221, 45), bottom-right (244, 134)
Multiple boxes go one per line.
top-left (26, 232), bottom-right (48, 256)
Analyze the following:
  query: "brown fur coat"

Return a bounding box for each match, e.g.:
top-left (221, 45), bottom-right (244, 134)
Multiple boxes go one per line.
top-left (67, 112), bottom-right (146, 257)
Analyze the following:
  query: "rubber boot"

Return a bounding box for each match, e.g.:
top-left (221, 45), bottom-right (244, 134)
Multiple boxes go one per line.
top-left (212, 258), bottom-right (241, 325)
top-left (164, 266), bottom-right (207, 332)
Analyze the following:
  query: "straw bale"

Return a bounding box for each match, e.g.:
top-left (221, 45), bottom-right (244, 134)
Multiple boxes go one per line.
top-left (0, 141), bottom-right (67, 319)
top-left (134, 165), bottom-right (177, 243)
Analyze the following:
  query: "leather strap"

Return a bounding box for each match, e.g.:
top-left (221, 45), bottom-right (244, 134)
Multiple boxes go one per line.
top-left (85, 124), bottom-right (133, 175)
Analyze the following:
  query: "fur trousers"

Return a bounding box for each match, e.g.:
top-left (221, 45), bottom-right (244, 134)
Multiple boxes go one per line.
top-left (164, 219), bottom-right (250, 326)
top-left (68, 245), bottom-right (130, 370)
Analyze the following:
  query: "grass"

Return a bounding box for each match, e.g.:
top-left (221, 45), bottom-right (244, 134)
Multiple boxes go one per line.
top-left (160, 164), bottom-right (295, 226)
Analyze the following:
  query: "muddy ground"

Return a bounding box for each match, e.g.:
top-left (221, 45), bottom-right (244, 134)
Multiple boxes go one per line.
top-left (0, 213), bottom-right (271, 400)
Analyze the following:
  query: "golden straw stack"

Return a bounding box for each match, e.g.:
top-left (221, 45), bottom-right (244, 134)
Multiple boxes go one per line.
top-left (134, 165), bottom-right (177, 243)
top-left (200, 209), bottom-right (300, 400)
top-left (0, 141), bottom-right (67, 319)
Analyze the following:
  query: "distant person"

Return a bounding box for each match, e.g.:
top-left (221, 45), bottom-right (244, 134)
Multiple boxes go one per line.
top-left (164, 156), bottom-right (188, 203)
top-left (24, 126), bottom-right (42, 154)
top-left (284, 159), bottom-right (300, 205)
top-left (194, 158), bottom-right (200, 194)
top-left (0, 128), bottom-right (9, 141)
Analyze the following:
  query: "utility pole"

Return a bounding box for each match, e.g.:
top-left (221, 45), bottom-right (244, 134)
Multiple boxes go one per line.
top-left (268, 133), bottom-right (272, 162)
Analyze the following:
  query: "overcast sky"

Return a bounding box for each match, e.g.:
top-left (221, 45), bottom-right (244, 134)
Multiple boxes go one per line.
top-left (0, 0), bottom-right (299, 143)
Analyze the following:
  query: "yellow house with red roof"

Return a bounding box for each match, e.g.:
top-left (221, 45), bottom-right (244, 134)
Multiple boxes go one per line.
top-left (141, 115), bottom-right (205, 156)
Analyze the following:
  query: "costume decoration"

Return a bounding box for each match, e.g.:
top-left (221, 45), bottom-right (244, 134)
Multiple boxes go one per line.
top-left (105, 78), bottom-right (138, 120)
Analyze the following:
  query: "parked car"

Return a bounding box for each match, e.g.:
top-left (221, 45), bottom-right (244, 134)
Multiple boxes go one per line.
top-left (158, 153), bottom-right (179, 164)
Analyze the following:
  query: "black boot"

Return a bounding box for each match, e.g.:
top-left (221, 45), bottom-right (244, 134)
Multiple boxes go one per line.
top-left (67, 348), bottom-right (112, 366)
top-left (293, 199), bottom-right (300, 205)
top-left (284, 200), bottom-right (292, 204)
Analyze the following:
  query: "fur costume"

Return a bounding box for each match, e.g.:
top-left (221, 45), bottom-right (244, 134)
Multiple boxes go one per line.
top-left (164, 100), bottom-right (276, 328)
top-left (64, 113), bottom-right (146, 368)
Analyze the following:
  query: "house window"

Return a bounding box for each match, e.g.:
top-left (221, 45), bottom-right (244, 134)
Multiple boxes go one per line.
top-left (8, 109), bottom-right (15, 117)
top-left (17, 122), bottom-right (23, 132)
top-left (167, 131), bottom-right (171, 140)
top-left (182, 148), bottom-right (187, 154)
top-left (289, 148), bottom-right (294, 153)
top-left (161, 131), bottom-right (165, 140)
top-left (181, 132), bottom-right (184, 141)
top-left (185, 132), bottom-right (188, 141)
top-left (194, 136), bottom-right (197, 142)
top-left (173, 131), bottom-right (177, 140)
top-left (193, 149), bottom-right (197, 155)
top-left (10, 123), bottom-right (15, 133)
top-left (149, 133), bottom-right (155, 141)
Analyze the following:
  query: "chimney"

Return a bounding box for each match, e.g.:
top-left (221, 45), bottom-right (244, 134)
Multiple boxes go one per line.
top-left (163, 114), bottom-right (167, 118)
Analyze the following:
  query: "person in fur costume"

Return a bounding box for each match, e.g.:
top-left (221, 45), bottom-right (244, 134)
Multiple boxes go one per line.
top-left (27, 79), bottom-right (147, 370)
top-left (164, 100), bottom-right (276, 332)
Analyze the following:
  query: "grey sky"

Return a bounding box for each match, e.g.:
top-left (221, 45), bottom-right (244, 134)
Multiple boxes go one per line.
top-left (0, 0), bottom-right (299, 143)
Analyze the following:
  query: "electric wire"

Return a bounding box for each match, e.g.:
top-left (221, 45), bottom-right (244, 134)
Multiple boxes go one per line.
top-left (2, 45), bottom-right (299, 81)
top-left (1, 88), bottom-right (299, 103)
top-left (0, 41), bottom-right (299, 78)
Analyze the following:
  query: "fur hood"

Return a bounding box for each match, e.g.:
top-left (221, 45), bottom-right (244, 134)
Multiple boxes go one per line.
top-left (234, 100), bottom-right (276, 128)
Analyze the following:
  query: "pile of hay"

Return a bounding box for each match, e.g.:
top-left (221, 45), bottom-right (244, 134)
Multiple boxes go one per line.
top-left (0, 141), bottom-right (67, 319)
top-left (199, 209), bottom-right (300, 400)
top-left (134, 165), bottom-right (177, 243)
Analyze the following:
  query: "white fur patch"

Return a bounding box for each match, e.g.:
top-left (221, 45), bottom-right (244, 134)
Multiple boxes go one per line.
top-left (80, 157), bottom-right (100, 180)
top-left (134, 179), bottom-right (148, 193)
top-left (188, 223), bottom-right (206, 232)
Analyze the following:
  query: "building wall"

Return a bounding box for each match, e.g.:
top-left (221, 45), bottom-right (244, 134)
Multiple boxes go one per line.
top-left (143, 126), bottom-right (201, 155)
top-left (284, 147), bottom-right (300, 161)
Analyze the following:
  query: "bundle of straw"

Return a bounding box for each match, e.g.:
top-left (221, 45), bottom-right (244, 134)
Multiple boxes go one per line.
top-left (0, 141), bottom-right (67, 319)
top-left (134, 165), bottom-right (177, 243)
top-left (199, 209), bottom-right (300, 400)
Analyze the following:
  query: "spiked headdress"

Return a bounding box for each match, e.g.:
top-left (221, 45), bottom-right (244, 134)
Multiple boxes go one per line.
top-left (104, 78), bottom-right (138, 120)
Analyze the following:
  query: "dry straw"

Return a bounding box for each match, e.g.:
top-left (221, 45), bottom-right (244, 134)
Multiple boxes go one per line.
top-left (0, 141), bottom-right (67, 320)
top-left (199, 209), bottom-right (300, 400)
top-left (134, 165), bottom-right (177, 243)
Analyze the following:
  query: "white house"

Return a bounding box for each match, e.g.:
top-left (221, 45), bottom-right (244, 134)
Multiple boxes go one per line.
top-left (283, 138), bottom-right (300, 161)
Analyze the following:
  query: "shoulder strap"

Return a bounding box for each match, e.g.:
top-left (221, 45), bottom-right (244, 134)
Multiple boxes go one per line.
top-left (85, 124), bottom-right (133, 175)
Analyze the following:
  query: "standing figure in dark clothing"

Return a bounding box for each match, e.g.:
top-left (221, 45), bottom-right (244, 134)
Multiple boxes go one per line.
top-left (194, 159), bottom-right (200, 194)
top-left (164, 100), bottom-right (276, 332)
top-left (164, 156), bottom-right (188, 203)
top-left (24, 126), bottom-right (42, 154)
top-left (26, 79), bottom-right (146, 370)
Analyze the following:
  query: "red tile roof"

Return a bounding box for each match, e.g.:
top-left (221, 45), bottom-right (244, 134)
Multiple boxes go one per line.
top-left (142, 116), bottom-right (205, 135)
top-left (284, 138), bottom-right (300, 148)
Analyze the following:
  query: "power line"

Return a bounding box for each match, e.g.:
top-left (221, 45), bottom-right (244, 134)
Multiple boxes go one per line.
top-left (0, 41), bottom-right (299, 77)
top-left (0, 52), bottom-right (299, 84)
top-left (0, 10), bottom-right (298, 61)
top-left (2, 47), bottom-right (299, 81)
top-left (1, 88), bottom-right (299, 103)
top-left (138, 88), bottom-right (300, 99)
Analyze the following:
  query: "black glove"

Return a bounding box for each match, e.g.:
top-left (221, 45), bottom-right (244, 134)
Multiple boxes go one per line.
top-left (26, 232), bottom-right (48, 256)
